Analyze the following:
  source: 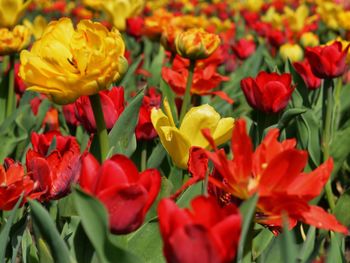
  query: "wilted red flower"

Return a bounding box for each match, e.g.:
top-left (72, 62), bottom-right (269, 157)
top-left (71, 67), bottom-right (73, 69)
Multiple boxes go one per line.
top-left (293, 60), bottom-right (321, 90)
top-left (202, 119), bottom-right (348, 234)
top-left (126, 17), bottom-right (144, 38)
top-left (305, 41), bottom-right (350, 79)
top-left (241, 71), bottom-right (294, 113)
top-left (158, 196), bottom-right (241, 263)
top-left (75, 87), bottom-right (125, 133)
top-left (232, 38), bottom-right (256, 60)
top-left (136, 88), bottom-right (162, 140)
top-left (80, 153), bottom-right (161, 234)
top-left (162, 49), bottom-right (229, 96)
top-left (26, 131), bottom-right (81, 201)
top-left (0, 159), bottom-right (42, 210)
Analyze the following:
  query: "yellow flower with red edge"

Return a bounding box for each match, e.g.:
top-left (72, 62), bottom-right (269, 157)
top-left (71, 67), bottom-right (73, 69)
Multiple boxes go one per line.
top-left (175, 28), bottom-right (221, 60)
top-left (19, 18), bottom-right (128, 105)
top-left (151, 99), bottom-right (234, 169)
top-left (0, 25), bottom-right (31, 56)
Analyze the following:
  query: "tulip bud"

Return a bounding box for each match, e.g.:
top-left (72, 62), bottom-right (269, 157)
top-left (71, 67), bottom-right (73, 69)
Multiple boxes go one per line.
top-left (300, 32), bottom-right (319, 47)
top-left (279, 43), bottom-right (303, 62)
top-left (175, 28), bottom-right (221, 60)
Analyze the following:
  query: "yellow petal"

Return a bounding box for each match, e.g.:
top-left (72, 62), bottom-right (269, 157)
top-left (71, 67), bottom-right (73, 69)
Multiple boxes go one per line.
top-left (163, 98), bottom-right (176, 127)
top-left (180, 104), bottom-right (220, 148)
top-left (212, 117), bottom-right (234, 147)
top-left (159, 126), bottom-right (191, 169)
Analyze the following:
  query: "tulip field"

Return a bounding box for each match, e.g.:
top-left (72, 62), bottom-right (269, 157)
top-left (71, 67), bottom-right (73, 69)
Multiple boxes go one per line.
top-left (2, 0), bottom-right (350, 262)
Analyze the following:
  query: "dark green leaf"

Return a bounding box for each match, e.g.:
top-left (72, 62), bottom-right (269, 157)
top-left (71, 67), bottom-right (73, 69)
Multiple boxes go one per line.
top-left (334, 189), bottom-right (350, 227)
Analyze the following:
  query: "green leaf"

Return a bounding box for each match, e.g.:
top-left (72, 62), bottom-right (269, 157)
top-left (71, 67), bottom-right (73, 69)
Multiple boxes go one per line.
top-left (108, 90), bottom-right (144, 156)
top-left (148, 47), bottom-right (165, 87)
top-left (72, 188), bottom-right (143, 263)
top-left (236, 194), bottom-right (258, 263)
top-left (277, 108), bottom-right (307, 130)
top-left (298, 226), bottom-right (316, 263)
top-left (147, 143), bottom-right (166, 169)
top-left (326, 233), bottom-right (345, 263)
top-left (127, 222), bottom-right (165, 263)
top-left (73, 223), bottom-right (94, 263)
top-left (29, 200), bottom-right (75, 263)
top-left (331, 125), bottom-right (350, 175)
top-left (0, 195), bottom-right (23, 262)
top-left (334, 189), bottom-right (350, 227)
top-left (281, 217), bottom-right (297, 263)
top-left (37, 239), bottom-right (54, 263)
top-left (119, 56), bottom-right (142, 88)
top-left (252, 227), bottom-right (274, 260)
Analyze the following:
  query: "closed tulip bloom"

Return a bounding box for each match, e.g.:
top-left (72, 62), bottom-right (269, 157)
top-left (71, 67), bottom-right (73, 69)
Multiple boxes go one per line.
top-left (158, 196), bottom-right (241, 263)
top-left (0, 25), bottom-right (31, 56)
top-left (75, 87), bottom-right (125, 133)
top-left (175, 28), bottom-right (221, 60)
top-left (232, 38), bottom-right (256, 60)
top-left (26, 131), bottom-right (81, 201)
top-left (279, 43), bottom-right (303, 62)
top-left (0, 0), bottom-right (32, 28)
top-left (151, 99), bottom-right (234, 169)
top-left (305, 41), bottom-right (350, 79)
top-left (241, 71), bottom-right (294, 113)
top-left (293, 60), bottom-right (321, 90)
top-left (80, 153), bottom-right (161, 234)
top-left (19, 18), bottom-right (128, 105)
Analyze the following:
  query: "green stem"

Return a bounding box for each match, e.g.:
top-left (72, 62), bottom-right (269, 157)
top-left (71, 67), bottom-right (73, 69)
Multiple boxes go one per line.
top-left (322, 78), bottom-right (335, 211)
top-left (89, 94), bottom-right (109, 162)
top-left (6, 55), bottom-right (15, 117)
top-left (179, 60), bottom-right (196, 122)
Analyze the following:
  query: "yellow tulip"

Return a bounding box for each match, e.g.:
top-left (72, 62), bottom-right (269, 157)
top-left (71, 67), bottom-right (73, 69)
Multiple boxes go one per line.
top-left (19, 17), bottom-right (127, 105)
top-left (283, 5), bottom-right (310, 33)
top-left (83, 0), bottom-right (144, 31)
top-left (0, 0), bottom-right (32, 28)
top-left (300, 32), bottom-right (319, 47)
top-left (175, 28), bottom-right (221, 60)
top-left (151, 100), bottom-right (234, 169)
top-left (0, 25), bottom-right (31, 56)
top-left (279, 43), bottom-right (303, 62)
top-left (23, 15), bottom-right (48, 40)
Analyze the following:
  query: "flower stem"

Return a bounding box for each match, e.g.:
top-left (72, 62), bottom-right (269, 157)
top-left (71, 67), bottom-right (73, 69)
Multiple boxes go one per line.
top-left (6, 55), bottom-right (15, 117)
top-left (89, 94), bottom-right (109, 162)
top-left (322, 78), bottom-right (335, 211)
top-left (141, 141), bottom-right (147, 171)
top-left (179, 59), bottom-right (196, 123)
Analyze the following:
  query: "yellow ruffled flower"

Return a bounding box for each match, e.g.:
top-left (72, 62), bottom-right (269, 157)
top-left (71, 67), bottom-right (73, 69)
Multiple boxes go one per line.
top-left (279, 43), bottom-right (303, 62)
top-left (151, 100), bottom-right (234, 169)
top-left (23, 15), bottom-right (48, 40)
top-left (175, 28), bottom-right (221, 60)
top-left (83, 0), bottom-right (144, 31)
top-left (0, 0), bottom-right (32, 28)
top-left (19, 17), bottom-right (128, 105)
top-left (300, 32), bottom-right (319, 47)
top-left (0, 25), bottom-right (31, 56)
top-left (338, 11), bottom-right (350, 31)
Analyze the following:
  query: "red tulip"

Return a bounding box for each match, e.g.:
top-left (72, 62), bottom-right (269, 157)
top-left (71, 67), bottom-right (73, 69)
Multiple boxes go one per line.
top-left (0, 159), bottom-right (42, 210)
top-left (162, 49), bottom-right (229, 96)
top-left (135, 87), bottom-right (162, 140)
top-left (62, 103), bottom-right (80, 126)
top-left (158, 196), bottom-right (241, 263)
top-left (241, 71), bottom-right (294, 113)
top-left (26, 131), bottom-right (81, 201)
top-left (293, 60), bottom-right (321, 90)
top-left (267, 29), bottom-right (286, 48)
top-left (232, 39), bottom-right (256, 60)
top-left (126, 17), bottom-right (144, 38)
top-left (305, 41), bottom-right (350, 79)
top-left (202, 119), bottom-right (348, 234)
top-left (80, 153), bottom-right (161, 234)
top-left (75, 87), bottom-right (125, 133)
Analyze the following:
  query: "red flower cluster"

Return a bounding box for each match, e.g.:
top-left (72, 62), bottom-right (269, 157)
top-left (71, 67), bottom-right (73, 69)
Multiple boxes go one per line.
top-left (158, 196), bottom-right (241, 263)
top-left (63, 87), bottom-right (125, 132)
top-left (162, 48), bottom-right (229, 96)
top-left (80, 153), bottom-right (161, 234)
top-left (136, 87), bottom-right (162, 140)
top-left (201, 119), bottom-right (347, 234)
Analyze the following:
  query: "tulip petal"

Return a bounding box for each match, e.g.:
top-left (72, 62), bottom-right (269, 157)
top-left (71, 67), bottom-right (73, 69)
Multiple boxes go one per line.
top-left (212, 117), bottom-right (234, 147)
